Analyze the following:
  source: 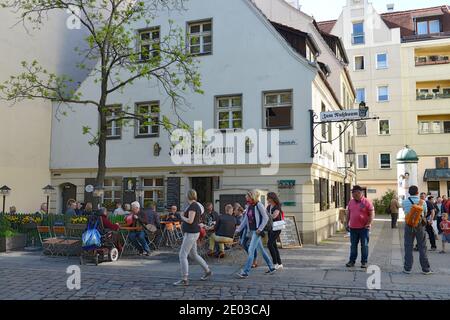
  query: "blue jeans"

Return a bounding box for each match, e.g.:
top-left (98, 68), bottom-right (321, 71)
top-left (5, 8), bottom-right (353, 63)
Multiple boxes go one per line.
top-left (241, 233), bottom-right (257, 261)
top-left (349, 228), bottom-right (369, 264)
top-left (129, 231), bottom-right (150, 253)
top-left (243, 231), bottom-right (274, 274)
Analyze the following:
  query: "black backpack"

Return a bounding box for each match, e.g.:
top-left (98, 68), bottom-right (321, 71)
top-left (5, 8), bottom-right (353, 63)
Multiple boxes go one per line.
top-left (255, 204), bottom-right (272, 232)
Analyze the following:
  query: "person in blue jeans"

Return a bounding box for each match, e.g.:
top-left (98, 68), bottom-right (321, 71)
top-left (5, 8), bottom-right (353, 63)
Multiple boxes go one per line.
top-left (345, 185), bottom-right (375, 269)
top-left (127, 201), bottom-right (150, 256)
top-left (235, 190), bottom-right (276, 278)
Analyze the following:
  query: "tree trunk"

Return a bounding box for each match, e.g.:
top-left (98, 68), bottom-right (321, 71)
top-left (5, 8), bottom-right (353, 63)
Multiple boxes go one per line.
top-left (96, 110), bottom-right (107, 189)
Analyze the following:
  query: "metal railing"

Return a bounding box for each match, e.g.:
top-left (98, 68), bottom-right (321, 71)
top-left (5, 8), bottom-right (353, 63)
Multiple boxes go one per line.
top-left (416, 93), bottom-right (450, 100)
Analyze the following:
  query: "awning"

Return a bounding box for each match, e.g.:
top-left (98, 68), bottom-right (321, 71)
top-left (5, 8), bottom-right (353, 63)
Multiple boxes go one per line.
top-left (423, 169), bottom-right (450, 181)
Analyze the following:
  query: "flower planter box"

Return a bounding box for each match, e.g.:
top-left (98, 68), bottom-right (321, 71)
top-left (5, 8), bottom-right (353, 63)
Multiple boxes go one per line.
top-left (0, 234), bottom-right (27, 252)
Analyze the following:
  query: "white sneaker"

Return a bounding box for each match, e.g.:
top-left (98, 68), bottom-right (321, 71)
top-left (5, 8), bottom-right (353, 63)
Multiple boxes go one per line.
top-left (275, 264), bottom-right (284, 270)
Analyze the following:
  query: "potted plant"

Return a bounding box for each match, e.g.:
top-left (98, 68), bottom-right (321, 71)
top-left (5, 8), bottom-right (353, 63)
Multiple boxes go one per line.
top-left (0, 215), bottom-right (27, 252)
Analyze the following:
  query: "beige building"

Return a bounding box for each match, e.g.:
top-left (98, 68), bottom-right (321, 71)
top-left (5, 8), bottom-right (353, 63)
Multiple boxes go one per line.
top-left (319, 0), bottom-right (450, 200)
top-left (0, 9), bottom-right (90, 213)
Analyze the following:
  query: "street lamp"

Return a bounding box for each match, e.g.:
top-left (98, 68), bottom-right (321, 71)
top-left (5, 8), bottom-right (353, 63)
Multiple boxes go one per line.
top-left (338, 149), bottom-right (356, 182)
top-left (0, 185), bottom-right (11, 214)
top-left (42, 185), bottom-right (55, 214)
top-left (345, 149), bottom-right (356, 168)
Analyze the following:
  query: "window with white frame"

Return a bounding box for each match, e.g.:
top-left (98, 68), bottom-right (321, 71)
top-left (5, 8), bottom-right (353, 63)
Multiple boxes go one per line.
top-left (136, 102), bottom-right (159, 137)
top-left (356, 88), bottom-right (365, 103)
top-left (377, 53), bottom-right (388, 69)
top-left (264, 91), bottom-right (292, 129)
top-left (103, 178), bottom-right (122, 207)
top-left (357, 154), bottom-right (368, 169)
top-left (380, 153), bottom-right (391, 169)
top-left (377, 86), bottom-right (389, 102)
top-left (216, 96), bottom-right (242, 130)
top-left (138, 27), bottom-right (160, 61)
top-left (142, 178), bottom-right (164, 208)
top-left (352, 22), bottom-right (365, 45)
top-left (355, 56), bottom-right (365, 70)
top-left (356, 121), bottom-right (367, 136)
top-left (106, 105), bottom-right (122, 139)
top-left (188, 20), bottom-right (212, 55)
top-left (378, 119), bottom-right (390, 135)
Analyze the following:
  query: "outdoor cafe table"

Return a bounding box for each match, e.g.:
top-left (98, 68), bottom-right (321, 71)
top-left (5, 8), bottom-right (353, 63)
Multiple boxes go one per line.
top-left (119, 226), bottom-right (142, 257)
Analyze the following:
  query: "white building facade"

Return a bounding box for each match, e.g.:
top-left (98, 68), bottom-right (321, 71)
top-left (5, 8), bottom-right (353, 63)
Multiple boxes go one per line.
top-left (50, 0), bottom-right (356, 244)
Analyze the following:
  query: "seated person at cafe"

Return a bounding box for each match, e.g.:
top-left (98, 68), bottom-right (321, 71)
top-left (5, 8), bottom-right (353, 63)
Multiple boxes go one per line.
top-left (125, 202), bottom-right (151, 256)
top-left (144, 202), bottom-right (162, 243)
top-left (208, 204), bottom-right (236, 258)
top-left (166, 205), bottom-right (182, 222)
top-left (202, 202), bottom-right (220, 228)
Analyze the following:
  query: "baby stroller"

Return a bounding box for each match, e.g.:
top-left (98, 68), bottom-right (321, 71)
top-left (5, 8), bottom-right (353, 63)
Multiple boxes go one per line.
top-left (79, 212), bottom-right (120, 266)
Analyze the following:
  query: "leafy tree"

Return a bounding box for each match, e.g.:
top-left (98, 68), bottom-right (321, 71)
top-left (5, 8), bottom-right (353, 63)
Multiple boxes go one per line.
top-left (0, 0), bottom-right (203, 190)
top-left (373, 189), bottom-right (396, 215)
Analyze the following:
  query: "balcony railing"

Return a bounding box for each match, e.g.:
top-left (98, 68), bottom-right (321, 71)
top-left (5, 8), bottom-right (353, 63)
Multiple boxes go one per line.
top-left (416, 93), bottom-right (450, 100)
top-left (419, 128), bottom-right (450, 134)
top-left (352, 33), bottom-right (365, 45)
top-left (402, 31), bottom-right (450, 43)
top-left (415, 55), bottom-right (450, 66)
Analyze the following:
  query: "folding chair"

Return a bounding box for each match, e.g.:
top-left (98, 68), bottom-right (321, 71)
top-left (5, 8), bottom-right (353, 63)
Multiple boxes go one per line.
top-left (52, 226), bottom-right (76, 257)
top-left (37, 226), bottom-right (60, 257)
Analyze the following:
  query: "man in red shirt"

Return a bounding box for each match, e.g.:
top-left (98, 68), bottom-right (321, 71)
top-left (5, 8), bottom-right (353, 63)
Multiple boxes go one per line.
top-left (345, 185), bottom-right (375, 269)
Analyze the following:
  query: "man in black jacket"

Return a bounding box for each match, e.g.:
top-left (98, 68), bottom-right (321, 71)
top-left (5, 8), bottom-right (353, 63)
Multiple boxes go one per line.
top-left (208, 204), bottom-right (236, 258)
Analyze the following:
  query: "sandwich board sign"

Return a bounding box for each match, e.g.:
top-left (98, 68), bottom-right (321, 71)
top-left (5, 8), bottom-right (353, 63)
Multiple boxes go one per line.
top-left (279, 216), bottom-right (302, 248)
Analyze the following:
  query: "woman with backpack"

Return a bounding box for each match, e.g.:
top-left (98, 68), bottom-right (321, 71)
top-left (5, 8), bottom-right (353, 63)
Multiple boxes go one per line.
top-left (236, 190), bottom-right (276, 278)
top-left (266, 192), bottom-right (283, 270)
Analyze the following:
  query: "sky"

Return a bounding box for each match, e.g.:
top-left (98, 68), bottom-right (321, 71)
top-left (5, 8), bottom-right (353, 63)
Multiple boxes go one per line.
top-left (295, 0), bottom-right (449, 22)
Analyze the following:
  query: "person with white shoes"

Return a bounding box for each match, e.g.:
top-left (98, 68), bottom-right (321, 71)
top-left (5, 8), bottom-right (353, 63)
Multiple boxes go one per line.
top-left (266, 192), bottom-right (283, 270)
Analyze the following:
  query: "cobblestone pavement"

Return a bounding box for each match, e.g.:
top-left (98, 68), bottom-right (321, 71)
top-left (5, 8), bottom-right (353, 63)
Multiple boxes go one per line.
top-left (1, 219), bottom-right (449, 300)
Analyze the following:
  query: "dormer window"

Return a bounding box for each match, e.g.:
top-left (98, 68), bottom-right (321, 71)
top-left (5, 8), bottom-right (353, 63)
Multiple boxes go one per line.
top-left (416, 19), bottom-right (441, 35)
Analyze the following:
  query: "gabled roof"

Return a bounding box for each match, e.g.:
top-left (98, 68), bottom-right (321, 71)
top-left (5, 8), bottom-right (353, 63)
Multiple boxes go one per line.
top-left (317, 5), bottom-right (450, 40)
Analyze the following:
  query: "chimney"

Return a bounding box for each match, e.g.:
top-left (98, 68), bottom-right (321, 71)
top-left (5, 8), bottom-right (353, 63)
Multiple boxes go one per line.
top-left (386, 4), bottom-right (394, 12)
top-left (286, 0), bottom-right (301, 11)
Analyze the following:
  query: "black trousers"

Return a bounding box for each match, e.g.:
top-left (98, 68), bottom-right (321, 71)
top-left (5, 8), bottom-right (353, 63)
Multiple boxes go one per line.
top-left (425, 224), bottom-right (437, 248)
top-left (267, 230), bottom-right (282, 265)
top-left (391, 212), bottom-right (398, 228)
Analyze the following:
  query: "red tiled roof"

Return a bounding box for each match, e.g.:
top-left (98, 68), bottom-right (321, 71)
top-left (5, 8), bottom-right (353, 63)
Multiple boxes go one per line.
top-left (317, 5), bottom-right (450, 37)
top-left (317, 20), bottom-right (336, 34)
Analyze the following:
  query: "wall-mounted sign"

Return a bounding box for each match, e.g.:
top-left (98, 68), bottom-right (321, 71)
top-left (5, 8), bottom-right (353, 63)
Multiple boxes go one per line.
top-left (278, 140), bottom-right (298, 146)
top-left (85, 185), bottom-right (94, 193)
top-left (278, 180), bottom-right (296, 206)
top-left (320, 109), bottom-right (366, 122)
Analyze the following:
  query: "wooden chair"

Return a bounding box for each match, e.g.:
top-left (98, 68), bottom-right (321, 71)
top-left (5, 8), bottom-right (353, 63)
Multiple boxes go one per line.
top-left (51, 226), bottom-right (79, 257)
top-left (37, 226), bottom-right (61, 257)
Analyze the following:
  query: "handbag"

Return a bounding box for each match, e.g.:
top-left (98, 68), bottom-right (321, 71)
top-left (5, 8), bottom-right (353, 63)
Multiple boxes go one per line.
top-left (272, 220), bottom-right (286, 231)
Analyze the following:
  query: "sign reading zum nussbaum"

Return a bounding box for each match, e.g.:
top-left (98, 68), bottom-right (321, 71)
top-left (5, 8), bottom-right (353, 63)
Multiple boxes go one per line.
top-left (320, 109), bottom-right (365, 122)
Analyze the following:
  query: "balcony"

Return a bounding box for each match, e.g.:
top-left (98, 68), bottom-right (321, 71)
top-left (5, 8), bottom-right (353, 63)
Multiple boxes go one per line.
top-left (415, 55), bottom-right (449, 66)
top-left (416, 93), bottom-right (450, 100)
top-left (416, 80), bottom-right (450, 100)
top-left (418, 116), bottom-right (450, 135)
top-left (415, 45), bottom-right (450, 67)
top-left (403, 31), bottom-right (450, 43)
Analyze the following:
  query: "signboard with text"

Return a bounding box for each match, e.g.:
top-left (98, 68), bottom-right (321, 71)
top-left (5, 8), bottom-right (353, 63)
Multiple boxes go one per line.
top-left (320, 109), bottom-right (367, 122)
